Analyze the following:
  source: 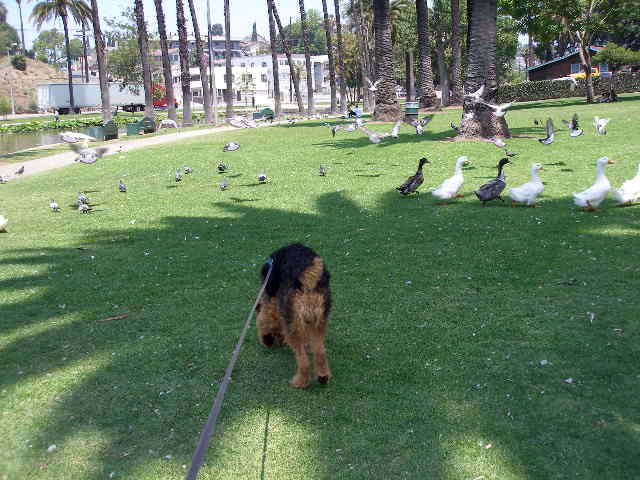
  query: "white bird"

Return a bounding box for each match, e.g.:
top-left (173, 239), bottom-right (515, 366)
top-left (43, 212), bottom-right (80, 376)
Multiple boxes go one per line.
top-left (175, 169), bottom-right (183, 182)
top-left (0, 215), bottom-right (7, 232)
top-left (411, 115), bottom-right (432, 135)
top-left (478, 100), bottom-right (512, 117)
top-left (223, 142), bottom-right (240, 152)
top-left (229, 117), bottom-right (247, 128)
top-left (464, 85), bottom-right (485, 102)
top-left (562, 113), bottom-right (583, 137)
top-left (360, 126), bottom-right (390, 144)
top-left (49, 199), bottom-right (60, 212)
top-left (508, 163), bottom-right (545, 207)
top-left (0, 175), bottom-right (7, 184)
top-left (219, 177), bottom-right (229, 191)
top-left (78, 203), bottom-right (92, 213)
top-left (593, 116), bottom-right (610, 135)
top-left (77, 192), bottom-right (89, 205)
top-left (70, 143), bottom-right (108, 164)
top-left (491, 137), bottom-right (506, 148)
top-left (612, 163), bottom-right (640, 205)
top-left (365, 76), bottom-right (381, 92)
top-left (355, 118), bottom-right (365, 128)
top-left (573, 156), bottom-right (615, 211)
top-left (159, 119), bottom-right (178, 129)
top-left (431, 156), bottom-right (469, 203)
top-left (60, 132), bottom-right (97, 146)
top-left (390, 120), bottom-right (402, 138)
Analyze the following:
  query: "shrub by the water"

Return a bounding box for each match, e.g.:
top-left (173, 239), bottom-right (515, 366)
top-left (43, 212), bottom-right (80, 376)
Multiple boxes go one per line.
top-left (11, 55), bottom-right (27, 72)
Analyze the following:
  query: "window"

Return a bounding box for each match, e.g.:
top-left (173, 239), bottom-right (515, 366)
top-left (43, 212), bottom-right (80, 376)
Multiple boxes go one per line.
top-left (599, 63), bottom-right (609, 72)
top-left (190, 74), bottom-right (200, 82)
top-left (224, 74), bottom-right (235, 83)
top-left (261, 74), bottom-right (267, 83)
top-left (193, 89), bottom-right (201, 97)
top-left (570, 63), bottom-right (581, 74)
top-left (262, 62), bottom-right (267, 67)
top-left (251, 63), bottom-right (255, 67)
top-left (241, 62), bottom-right (246, 67)
top-left (279, 60), bottom-right (286, 65)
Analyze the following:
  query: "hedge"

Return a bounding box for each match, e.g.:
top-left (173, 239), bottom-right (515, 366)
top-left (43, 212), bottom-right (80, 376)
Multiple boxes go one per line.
top-left (496, 72), bottom-right (640, 103)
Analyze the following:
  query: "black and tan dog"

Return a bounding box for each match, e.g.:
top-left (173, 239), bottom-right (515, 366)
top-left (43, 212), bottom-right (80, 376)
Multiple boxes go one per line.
top-left (256, 243), bottom-right (332, 388)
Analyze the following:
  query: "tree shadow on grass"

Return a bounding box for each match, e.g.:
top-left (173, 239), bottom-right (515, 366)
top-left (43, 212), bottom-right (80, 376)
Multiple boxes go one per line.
top-left (1, 189), bottom-right (639, 479)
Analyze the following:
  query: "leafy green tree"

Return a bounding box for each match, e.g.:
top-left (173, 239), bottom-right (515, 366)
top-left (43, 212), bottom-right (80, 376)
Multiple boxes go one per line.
top-left (0, 0), bottom-right (19, 57)
top-left (276, 9), bottom-right (327, 55)
top-left (0, 96), bottom-right (11, 118)
top-left (210, 23), bottom-right (223, 36)
top-left (32, 28), bottom-right (64, 63)
top-left (593, 42), bottom-right (640, 96)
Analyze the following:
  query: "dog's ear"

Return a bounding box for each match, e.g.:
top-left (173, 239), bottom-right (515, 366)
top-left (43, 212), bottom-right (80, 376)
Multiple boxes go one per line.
top-left (255, 302), bottom-right (262, 312)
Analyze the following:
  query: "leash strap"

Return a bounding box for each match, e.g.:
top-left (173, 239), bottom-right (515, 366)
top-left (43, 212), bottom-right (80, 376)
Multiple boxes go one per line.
top-left (186, 258), bottom-right (274, 480)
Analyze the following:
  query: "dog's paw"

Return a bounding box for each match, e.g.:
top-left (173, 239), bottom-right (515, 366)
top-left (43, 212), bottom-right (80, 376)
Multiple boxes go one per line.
top-left (317, 375), bottom-right (329, 385)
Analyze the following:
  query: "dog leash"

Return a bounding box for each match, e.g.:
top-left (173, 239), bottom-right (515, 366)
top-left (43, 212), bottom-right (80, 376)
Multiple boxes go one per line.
top-left (185, 258), bottom-right (274, 480)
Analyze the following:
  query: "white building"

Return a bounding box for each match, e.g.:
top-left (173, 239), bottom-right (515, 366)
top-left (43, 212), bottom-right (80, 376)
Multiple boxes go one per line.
top-left (171, 54), bottom-right (331, 107)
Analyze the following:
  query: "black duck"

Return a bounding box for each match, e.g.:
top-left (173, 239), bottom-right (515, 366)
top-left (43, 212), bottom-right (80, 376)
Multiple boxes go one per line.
top-left (474, 158), bottom-right (511, 205)
top-left (397, 158), bottom-right (429, 195)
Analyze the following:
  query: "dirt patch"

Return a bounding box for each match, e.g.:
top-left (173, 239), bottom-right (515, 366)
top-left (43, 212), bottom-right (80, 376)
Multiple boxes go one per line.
top-left (0, 58), bottom-right (66, 113)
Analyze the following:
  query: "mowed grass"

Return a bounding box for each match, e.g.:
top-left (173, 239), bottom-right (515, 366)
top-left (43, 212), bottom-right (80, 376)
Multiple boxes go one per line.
top-left (1, 94), bottom-right (639, 480)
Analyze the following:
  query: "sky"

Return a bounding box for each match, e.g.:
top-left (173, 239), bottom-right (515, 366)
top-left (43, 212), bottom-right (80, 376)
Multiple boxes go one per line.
top-left (3, 0), bottom-right (328, 49)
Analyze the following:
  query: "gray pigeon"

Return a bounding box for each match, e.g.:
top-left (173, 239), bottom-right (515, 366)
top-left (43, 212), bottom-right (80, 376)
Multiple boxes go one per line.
top-left (411, 115), bottom-right (432, 135)
top-left (538, 118), bottom-right (558, 145)
top-left (217, 162), bottom-right (227, 173)
top-left (49, 199), bottom-right (60, 212)
top-left (183, 166), bottom-right (193, 174)
top-left (78, 203), bottom-right (92, 213)
top-left (562, 113), bottom-right (583, 137)
top-left (258, 173), bottom-right (267, 183)
top-left (175, 169), bottom-right (183, 182)
top-left (219, 177), bottom-right (229, 191)
top-left (15, 165), bottom-right (24, 175)
top-left (77, 192), bottom-right (89, 205)
top-left (118, 180), bottom-right (127, 192)
top-left (223, 142), bottom-right (240, 152)
top-left (70, 143), bottom-right (108, 164)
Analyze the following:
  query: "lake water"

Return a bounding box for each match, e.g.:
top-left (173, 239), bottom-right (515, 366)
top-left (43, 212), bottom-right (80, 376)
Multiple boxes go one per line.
top-left (0, 127), bottom-right (124, 156)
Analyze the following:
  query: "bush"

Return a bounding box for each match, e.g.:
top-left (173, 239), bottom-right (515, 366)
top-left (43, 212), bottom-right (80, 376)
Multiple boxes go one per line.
top-left (0, 97), bottom-right (11, 118)
top-left (11, 54), bottom-right (27, 72)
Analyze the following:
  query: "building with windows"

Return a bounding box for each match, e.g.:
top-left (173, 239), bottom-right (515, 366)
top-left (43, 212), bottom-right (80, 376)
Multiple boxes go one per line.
top-left (164, 35), bottom-right (245, 59)
top-left (527, 46), bottom-right (607, 81)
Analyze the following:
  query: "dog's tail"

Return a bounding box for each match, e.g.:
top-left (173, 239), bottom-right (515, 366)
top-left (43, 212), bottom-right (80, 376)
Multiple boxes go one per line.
top-left (299, 257), bottom-right (324, 291)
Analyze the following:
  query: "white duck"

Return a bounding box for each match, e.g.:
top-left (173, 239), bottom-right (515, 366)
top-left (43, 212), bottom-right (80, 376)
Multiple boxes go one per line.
top-left (508, 163), bottom-right (545, 207)
top-left (573, 156), bottom-right (615, 211)
top-left (60, 132), bottom-right (97, 147)
top-left (0, 215), bottom-right (7, 232)
top-left (431, 156), bottom-right (469, 203)
top-left (612, 163), bottom-right (640, 205)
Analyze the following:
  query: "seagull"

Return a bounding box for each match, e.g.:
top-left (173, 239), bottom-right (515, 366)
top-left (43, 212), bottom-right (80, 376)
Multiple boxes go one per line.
top-left (49, 199), bottom-right (60, 212)
top-left (390, 120), bottom-right (402, 138)
top-left (15, 165), bottom-right (24, 175)
top-left (77, 192), bottom-right (89, 205)
top-left (258, 173), bottom-right (267, 183)
top-left (0, 215), bottom-right (7, 232)
top-left (450, 122), bottom-right (459, 133)
top-left (365, 76), bottom-right (381, 92)
top-left (593, 116), bottom-right (610, 135)
top-left (118, 180), bottom-right (127, 192)
top-left (223, 142), bottom-right (240, 152)
top-left (464, 85), bottom-right (484, 102)
top-left (217, 162), bottom-right (227, 173)
top-left (478, 100), bottom-right (513, 117)
top-left (411, 115), bottom-right (432, 135)
top-left (319, 165), bottom-right (327, 176)
top-left (219, 177), bottom-right (229, 191)
top-left (538, 118), bottom-right (558, 145)
top-left (175, 169), bottom-right (183, 182)
top-left (562, 113), bottom-right (583, 137)
top-left (183, 166), bottom-right (193, 174)
top-left (78, 203), bottom-right (92, 214)
top-left (60, 132), bottom-right (97, 146)
top-left (360, 126), bottom-right (390, 144)
top-left (70, 144), bottom-right (108, 164)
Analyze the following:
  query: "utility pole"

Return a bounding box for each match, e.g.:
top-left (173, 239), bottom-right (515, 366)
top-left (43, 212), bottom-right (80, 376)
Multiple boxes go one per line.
top-left (289, 16), bottom-right (292, 103)
top-left (207, 0), bottom-right (218, 125)
top-left (82, 21), bottom-right (89, 83)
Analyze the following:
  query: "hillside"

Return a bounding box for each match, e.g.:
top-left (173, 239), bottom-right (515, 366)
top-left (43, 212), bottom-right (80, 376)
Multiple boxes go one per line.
top-left (0, 57), bottom-right (66, 113)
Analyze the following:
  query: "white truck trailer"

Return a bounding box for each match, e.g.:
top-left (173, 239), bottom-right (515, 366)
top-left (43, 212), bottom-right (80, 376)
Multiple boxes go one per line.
top-left (37, 83), bottom-right (146, 115)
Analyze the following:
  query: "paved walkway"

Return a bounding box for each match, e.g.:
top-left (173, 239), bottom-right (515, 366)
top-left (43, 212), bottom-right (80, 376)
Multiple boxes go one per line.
top-left (0, 124), bottom-right (245, 180)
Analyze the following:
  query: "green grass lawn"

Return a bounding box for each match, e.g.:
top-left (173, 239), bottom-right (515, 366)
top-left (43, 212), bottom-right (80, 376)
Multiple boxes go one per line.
top-left (1, 94), bottom-right (639, 480)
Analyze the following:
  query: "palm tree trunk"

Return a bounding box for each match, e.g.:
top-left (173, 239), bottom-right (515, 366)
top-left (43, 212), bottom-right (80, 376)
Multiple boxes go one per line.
top-left (321, 0), bottom-right (337, 113)
top-left (154, 0), bottom-right (177, 121)
top-left (333, 0), bottom-right (347, 113)
top-left (134, 0), bottom-right (154, 117)
top-left (405, 50), bottom-right (414, 102)
top-left (372, 0), bottom-right (400, 121)
top-left (355, 0), bottom-right (370, 111)
top-left (17, 0), bottom-right (25, 54)
top-left (187, 0), bottom-right (212, 123)
top-left (436, 45), bottom-right (449, 106)
top-left (61, 12), bottom-right (75, 111)
top-left (82, 21), bottom-right (89, 83)
top-left (207, 0), bottom-right (218, 125)
top-left (224, 0), bottom-right (233, 119)
top-left (450, 0), bottom-right (462, 103)
top-left (266, 0), bottom-right (281, 118)
top-left (299, 0), bottom-right (315, 116)
top-left (272, 2), bottom-right (304, 113)
top-left (89, 0), bottom-right (111, 122)
top-left (177, 0), bottom-right (193, 125)
top-left (416, 0), bottom-right (437, 108)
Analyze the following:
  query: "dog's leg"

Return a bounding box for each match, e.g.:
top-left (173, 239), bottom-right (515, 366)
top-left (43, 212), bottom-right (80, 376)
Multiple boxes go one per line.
top-left (310, 329), bottom-right (331, 385)
top-left (288, 335), bottom-right (311, 388)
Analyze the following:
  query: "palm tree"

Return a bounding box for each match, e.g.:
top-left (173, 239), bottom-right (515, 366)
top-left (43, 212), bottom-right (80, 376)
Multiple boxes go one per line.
top-left (271, 1), bottom-right (304, 113)
top-left (321, 0), bottom-right (337, 113)
top-left (176, 0), bottom-right (193, 125)
top-left (133, 0), bottom-right (153, 117)
top-left (31, 0), bottom-right (92, 113)
top-left (187, 0), bottom-right (212, 123)
top-left (449, 0), bottom-right (462, 104)
top-left (153, 0), bottom-right (177, 121)
top-left (372, 0), bottom-right (400, 120)
top-left (88, 0), bottom-right (110, 122)
top-left (415, 0), bottom-right (437, 107)
top-left (223, 0), bottom-right (233, 119)
top-left (266, 0), bottom-right (281, 118)
top-left (458, 0), bottom-right (508, 139)
top-left (333, 0), bottom-right (347, 113)
top-left (16, 0), bottom-right (26, 53)
top-left (299, 0), bottom-right (315, 116)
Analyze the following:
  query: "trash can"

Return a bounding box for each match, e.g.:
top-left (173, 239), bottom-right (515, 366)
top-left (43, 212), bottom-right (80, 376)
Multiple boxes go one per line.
top-left (104, 120), bottom-right (119, 140)
top-left (88, 126), bottom-right (105, 141)
top-left (127, 123), bottom-right (140, 136)
top-left (405, 101), bottom-right (419, 122)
